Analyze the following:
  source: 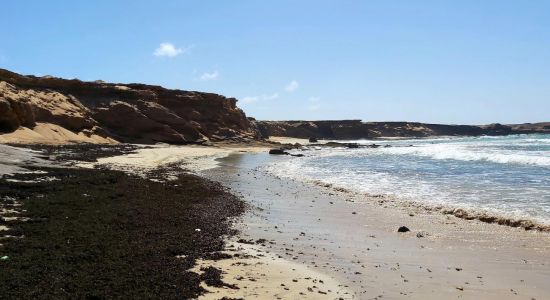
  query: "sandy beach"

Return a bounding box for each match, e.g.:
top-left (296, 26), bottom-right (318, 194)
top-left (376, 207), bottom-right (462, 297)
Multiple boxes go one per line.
top-left (1, 142), bottom-right (549, 299)
top-left (198, 152), bottom-right (550, 299)
top-left (64, 142), bottom-right (550, 299)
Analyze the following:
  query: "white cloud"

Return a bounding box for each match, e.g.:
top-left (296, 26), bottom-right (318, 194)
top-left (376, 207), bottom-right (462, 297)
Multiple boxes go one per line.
top-left (308, 96), bottom-right (320, 103)
top-left (200, 71), bottom-right (219, 81)
top-left (263, 93), bottom-right (279, 100)
top-left (285, 80), bottom-right (299, 92)
top-left (240, 93), bottom-right (279, 104)
top-left (153, 42), bottom-right (184, 57)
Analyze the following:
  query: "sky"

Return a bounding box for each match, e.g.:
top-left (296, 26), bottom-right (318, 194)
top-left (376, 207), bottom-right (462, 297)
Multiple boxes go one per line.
top-left (1, 1), bottom-right (549, 124)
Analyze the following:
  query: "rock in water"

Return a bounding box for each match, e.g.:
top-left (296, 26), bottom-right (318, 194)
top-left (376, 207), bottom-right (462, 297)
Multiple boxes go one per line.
top-left (309, 136), bottom-right (318, 142)
top-left (397, 226), bottom-right (410, 232)
top-left (268, 149), bottom-right (288, 155)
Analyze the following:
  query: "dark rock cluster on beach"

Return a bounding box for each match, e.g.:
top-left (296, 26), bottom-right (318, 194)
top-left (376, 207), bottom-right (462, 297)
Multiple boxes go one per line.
top-left (0, 145), bottom-right (244, 299)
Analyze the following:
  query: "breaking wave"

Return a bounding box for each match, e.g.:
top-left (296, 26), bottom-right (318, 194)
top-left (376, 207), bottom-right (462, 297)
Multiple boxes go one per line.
top-left (264, 134), bottom-right (550, 230)
top-left (377, 144), bottom-right (550, 167)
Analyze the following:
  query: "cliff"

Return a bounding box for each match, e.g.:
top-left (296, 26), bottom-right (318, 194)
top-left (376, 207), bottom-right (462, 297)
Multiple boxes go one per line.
top-left (2, 68), bottom-right (547, 145)
top-left (0, 69), bottom-right (260, 144)
top-left (255, 120), bottom-right (549, 139)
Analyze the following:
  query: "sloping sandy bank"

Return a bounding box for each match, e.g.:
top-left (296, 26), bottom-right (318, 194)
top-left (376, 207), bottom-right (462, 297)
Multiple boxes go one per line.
top-left (0, 123), bottom-right (116, 145)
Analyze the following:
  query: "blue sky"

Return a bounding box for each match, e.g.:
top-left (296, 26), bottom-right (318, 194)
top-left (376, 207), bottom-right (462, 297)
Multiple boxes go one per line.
top-left (1, 1), bottom-right (549, 124)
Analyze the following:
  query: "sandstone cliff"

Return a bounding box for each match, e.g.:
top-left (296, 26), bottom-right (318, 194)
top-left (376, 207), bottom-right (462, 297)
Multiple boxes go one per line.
top-left (255, 120), bottom-right (549, 139)
top-left (0, 69), bottom-right (260, 144)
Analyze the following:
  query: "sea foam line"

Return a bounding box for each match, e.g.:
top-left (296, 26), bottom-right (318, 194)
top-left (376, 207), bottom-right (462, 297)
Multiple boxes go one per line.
top-left (377, 145), bottom-right (550, 167)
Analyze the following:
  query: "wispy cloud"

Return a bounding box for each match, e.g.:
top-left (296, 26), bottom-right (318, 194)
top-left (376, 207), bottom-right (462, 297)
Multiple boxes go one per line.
top-left (263, 93), bottom-right (279, 100)
top-left (285, 80), bottom-right (299, 92)
top-left (200, 71), bottom-right (219, 81)
top-left (240, 93), bottom-right (279, 104)
top-left (153, 42), bottom-right (185, 57)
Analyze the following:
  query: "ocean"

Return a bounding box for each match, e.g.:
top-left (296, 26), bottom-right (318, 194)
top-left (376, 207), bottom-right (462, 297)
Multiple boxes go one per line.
top-left (264, 134), bottom-right (550, 227)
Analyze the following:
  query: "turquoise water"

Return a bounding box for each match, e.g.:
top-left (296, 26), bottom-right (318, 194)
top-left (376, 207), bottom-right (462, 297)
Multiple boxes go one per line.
top-left (265, 134), bottom-right (550, 225)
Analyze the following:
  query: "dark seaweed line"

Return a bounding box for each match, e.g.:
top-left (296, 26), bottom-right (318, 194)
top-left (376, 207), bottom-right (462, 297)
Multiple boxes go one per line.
top-left (0, 164), bottom-right (244, 299)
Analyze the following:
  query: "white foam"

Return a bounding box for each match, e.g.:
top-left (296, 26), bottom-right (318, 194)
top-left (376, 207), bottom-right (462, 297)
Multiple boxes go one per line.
top-left (264, 134), bottom-right (550, 226)
top-left (376, 144), bottom-right (550, 167)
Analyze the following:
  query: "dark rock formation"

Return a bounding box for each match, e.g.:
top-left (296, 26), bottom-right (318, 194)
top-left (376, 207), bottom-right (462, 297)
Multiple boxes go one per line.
top-left (508, 122), bottom-right (550, 134)
top-left (0, 68), bottom-right (261, 144)
top-left (268, 148), bottom-right (288, 155)
top-left (254, 120), bottom-right (549, 140)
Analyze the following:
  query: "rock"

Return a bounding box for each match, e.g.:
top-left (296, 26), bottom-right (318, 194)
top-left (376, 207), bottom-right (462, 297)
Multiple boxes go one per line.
top-left (269, 149), bottom-right (288, 155)
top-left (252, 120), bottom-right (548, 139)
top-left (397, 226), bottom-right (410, 233)
top-left (309, 136), bottom-right (318, 142)
top-left (416, 231), bottom-right (427, 238)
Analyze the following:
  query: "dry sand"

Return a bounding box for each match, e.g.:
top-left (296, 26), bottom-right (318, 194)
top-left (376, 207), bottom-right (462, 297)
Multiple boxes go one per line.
top-left (85, 144), bottom-right (270, 174)
top-left (193, 242), bottom-right (353, 299)
top-left (268, 136), bottom-right (336, 145)
top-left (268, 136), bottom-right (313, 145)
top-left (0, 123), bottom-right (116, 145)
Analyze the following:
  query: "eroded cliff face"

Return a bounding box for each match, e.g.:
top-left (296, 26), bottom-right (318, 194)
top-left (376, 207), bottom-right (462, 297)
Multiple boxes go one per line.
top-left (0, 69), bottom-right (260, 144)
top-left (254, 120), bottom-right (549, 139)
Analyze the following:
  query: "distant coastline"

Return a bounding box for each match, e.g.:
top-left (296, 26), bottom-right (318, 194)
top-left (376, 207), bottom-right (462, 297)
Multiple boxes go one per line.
top-left (254, 120), bottom-right (550, 140)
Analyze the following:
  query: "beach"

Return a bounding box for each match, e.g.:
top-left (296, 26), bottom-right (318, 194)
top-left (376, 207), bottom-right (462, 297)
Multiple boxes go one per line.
top-left (203, 151), bottom-right (550, 299)
top-left (1, 141), bottom-right (549, 299)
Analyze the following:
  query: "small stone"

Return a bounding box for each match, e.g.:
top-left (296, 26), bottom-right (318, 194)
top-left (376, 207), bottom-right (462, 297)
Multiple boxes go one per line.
top-left (397, 226), bottom-right (410, 233)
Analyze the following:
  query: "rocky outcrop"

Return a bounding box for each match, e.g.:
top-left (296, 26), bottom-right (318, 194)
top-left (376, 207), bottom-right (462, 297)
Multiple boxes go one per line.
top-left (508, 122), bottom-right (550, 134)
top-left (254, 120), bottom-right (549, 139)
top-left (0, 69), bottom-right (261, 144)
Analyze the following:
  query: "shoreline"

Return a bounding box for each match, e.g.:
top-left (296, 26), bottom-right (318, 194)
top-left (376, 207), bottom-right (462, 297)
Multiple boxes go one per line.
top-left (305, 180), bottom-right (550, 232)
top-left (1, 142), bottom-right (549, 298)
top-left (202, 151), bottom-right (550, 299)
top-left (269, 135), bottom-right (550, 232)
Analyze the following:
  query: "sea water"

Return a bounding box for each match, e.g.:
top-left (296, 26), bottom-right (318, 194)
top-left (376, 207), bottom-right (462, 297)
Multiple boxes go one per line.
top-left (264, 134), bottom-right (550, 226)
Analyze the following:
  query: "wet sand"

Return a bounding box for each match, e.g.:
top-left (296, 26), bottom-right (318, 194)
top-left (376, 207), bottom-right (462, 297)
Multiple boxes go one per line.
top-left (202, 153), bottom-right (550, 299)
